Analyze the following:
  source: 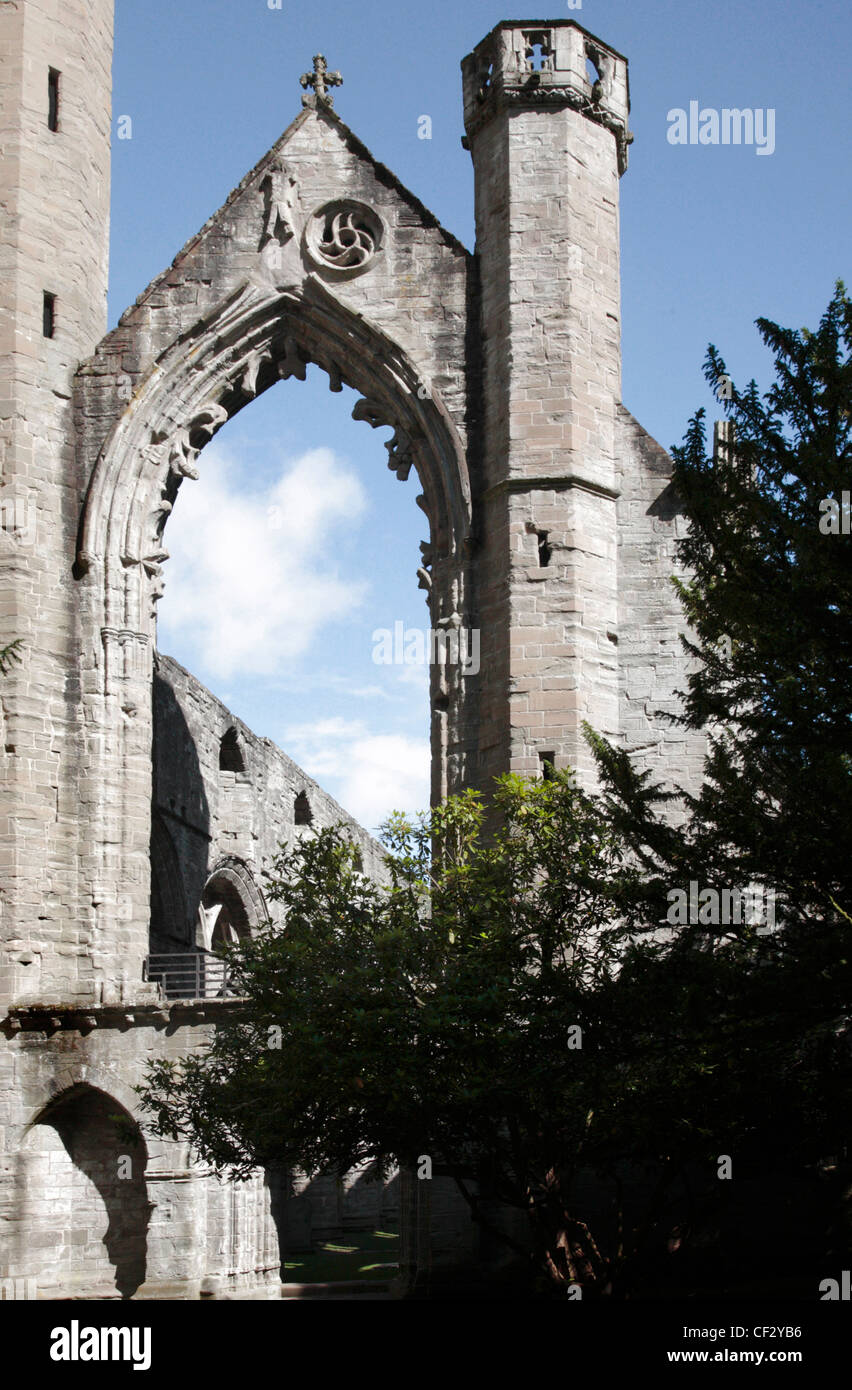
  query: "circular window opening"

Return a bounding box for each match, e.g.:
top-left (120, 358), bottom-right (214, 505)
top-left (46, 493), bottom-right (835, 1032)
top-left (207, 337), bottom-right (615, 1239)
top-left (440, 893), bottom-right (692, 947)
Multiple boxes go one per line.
top-left (305, 200), bottom-right (385, 275)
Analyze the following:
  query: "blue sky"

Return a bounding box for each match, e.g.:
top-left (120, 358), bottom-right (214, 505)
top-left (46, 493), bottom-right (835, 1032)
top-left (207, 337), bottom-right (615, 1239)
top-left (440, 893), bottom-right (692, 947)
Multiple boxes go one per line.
top-left (109, 0), bottom-right (851, 831)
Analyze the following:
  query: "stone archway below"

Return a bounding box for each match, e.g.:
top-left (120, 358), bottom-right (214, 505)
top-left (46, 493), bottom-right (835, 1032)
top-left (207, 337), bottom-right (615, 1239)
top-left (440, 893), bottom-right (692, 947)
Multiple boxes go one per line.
top-left (18, 1085), bottom-right (150, 1299)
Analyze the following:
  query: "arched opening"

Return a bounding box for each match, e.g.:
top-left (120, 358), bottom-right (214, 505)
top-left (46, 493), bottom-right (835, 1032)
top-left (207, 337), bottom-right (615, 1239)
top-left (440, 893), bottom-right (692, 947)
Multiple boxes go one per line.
top-left (75, 276), bottom-right (472, 981)
top-left (191, 860), bottom-right (265, 998)
top-left (154, 359), bottom-right (436, 836)
top-left (196, 858), bottom-right (266, 947)
top-left (202, 872), bottom-right (252, 949)
top-left (219, 726), bottom-right (246, 774)
top-left (19, 1086), bottom-right (150, 1299)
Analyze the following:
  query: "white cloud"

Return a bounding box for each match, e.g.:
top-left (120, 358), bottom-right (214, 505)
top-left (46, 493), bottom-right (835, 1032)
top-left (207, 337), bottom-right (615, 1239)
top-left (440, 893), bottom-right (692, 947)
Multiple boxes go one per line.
top-left (283, 717), bottom-right (430, 831)
top-left (348, 684), bottom-right (392, 700)
top-left (394, 662), bottom-right (430, 690)
top-left (157, 444), bottom-right (367, 679)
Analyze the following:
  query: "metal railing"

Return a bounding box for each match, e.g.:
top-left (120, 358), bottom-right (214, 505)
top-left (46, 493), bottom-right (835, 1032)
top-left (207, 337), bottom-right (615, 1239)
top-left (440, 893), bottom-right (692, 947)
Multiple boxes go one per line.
top-left (144, 951), bottom-right (240, 1001)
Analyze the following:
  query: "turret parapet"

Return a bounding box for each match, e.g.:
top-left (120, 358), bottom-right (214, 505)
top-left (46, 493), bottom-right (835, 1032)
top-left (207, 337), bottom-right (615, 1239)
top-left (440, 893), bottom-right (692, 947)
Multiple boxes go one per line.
top-left (461, 20), bottom-right (633, 172)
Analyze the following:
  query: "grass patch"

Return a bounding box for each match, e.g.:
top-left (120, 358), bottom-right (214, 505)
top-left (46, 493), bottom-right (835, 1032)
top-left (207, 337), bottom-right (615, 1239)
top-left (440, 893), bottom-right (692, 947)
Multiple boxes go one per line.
top-left (284, 1228), bottom-right (399, 1283)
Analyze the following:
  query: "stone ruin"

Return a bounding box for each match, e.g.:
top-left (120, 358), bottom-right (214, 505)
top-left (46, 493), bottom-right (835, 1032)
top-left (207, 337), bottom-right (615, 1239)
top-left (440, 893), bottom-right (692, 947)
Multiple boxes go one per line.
top-left (0, 7), bottom-right (705, 1295)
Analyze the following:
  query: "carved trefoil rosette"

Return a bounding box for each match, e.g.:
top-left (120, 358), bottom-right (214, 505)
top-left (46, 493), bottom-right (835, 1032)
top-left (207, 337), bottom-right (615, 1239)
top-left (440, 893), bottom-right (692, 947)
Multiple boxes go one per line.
top-left (304, 200), bottom-right (385, 276)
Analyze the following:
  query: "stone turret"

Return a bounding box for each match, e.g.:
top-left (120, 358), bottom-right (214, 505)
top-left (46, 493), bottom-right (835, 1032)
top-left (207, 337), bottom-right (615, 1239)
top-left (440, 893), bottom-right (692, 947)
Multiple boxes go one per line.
top-left (464, 20), bottom-right (632, 787)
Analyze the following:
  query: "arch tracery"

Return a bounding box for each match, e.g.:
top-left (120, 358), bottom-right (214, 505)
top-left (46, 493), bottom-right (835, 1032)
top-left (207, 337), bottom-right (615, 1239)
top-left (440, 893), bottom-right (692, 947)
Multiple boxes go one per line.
top-left (73, 194), bottom-right (474, 978)
top-left (77, 279), bottom-right (472, 638)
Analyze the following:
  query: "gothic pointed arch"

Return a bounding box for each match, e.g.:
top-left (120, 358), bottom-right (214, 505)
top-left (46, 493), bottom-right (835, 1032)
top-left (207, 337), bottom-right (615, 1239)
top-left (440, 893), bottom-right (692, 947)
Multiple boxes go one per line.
top-left (71, 101), bottom-right (476, 979)
top-left (76, 276), bottom-right (471, 636)
top-left (196, 856), bottom-right (268, 951)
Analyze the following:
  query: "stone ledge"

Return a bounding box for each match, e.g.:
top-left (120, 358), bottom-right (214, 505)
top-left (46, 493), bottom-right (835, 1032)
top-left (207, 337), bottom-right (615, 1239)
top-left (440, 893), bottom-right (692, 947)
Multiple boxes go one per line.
top-left (482, 474), bottom-right (620, 503)
top-left (2, 998), bottom-right (247, 1036)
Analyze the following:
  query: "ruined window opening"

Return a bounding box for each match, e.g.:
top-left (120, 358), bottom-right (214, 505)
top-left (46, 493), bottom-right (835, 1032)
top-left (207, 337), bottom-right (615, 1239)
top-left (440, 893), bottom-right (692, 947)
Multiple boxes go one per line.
top-left (586, 47), bottom-right (605, 102)
top-left (539, 751), bottom-right (556, 781)
top-left (42, 292), bottom-right (56, 339)
top-left (218, 726), bottom-right (246, 773)
top-left (48, 69), bottom-right (60, 131)
top-left (294, 790), bottom-right (313, 825)
top-left (203, 878), bottom-right (251, 950)
top-left (523, 32), bottom-right (553, 73)
top-left (537, 530), bottom-right (552, 567)
top-left (151, 353), bottom-right (430, 848)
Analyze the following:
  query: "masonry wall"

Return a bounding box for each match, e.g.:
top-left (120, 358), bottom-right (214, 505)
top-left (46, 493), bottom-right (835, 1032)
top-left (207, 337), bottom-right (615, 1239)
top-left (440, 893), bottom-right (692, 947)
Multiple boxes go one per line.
top-left (150, 653), bottom-right (400, 1264)
top-left (0, 9), bottom-right (711, 1299)
top-left (0, 0), bottom-right (113, 1007)
top-left (1, 1013), bottom-right (284, 1299)
top-left (151, 651), bottom-right (389, 951)
top-left (615, 408), bottom-right (706, 798)
top-left (1, 645), bottom-right (396, 1299)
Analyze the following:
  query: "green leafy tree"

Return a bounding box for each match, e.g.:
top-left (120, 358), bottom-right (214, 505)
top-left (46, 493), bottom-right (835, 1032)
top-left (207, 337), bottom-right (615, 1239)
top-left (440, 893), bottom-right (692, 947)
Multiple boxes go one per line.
top-left (138, 775), bottom-right (851, 1296)
top-left (139, 775), bottom-right (695, 1295)
top-left (138, 288), bottom-right (852, 1298)
top-left (583, 285), bottom-right (852, 1290)
top-left (590, 282), bottom-right (852, 929)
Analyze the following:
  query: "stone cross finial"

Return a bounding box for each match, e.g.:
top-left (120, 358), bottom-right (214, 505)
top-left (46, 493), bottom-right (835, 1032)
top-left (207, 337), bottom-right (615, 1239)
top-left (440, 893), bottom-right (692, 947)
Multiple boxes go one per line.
top-left (300, 54), bottom-right (343, 108)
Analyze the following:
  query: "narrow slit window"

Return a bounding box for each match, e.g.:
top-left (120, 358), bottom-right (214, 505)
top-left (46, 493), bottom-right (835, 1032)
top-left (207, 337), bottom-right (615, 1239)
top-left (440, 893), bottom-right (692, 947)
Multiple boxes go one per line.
top-left (48, 69), bottom-right (60, 132)
top-left (539, 751), bottom-right (556, 781)
top-left (42, 292), bottom-right (56, 339)
top-left (537, 530), bottom-right (552, 567)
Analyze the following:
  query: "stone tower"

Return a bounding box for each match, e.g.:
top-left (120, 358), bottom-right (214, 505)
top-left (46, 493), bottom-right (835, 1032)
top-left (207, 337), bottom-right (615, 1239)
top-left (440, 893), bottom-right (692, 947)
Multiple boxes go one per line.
top-left (0, 9), bottom-right (704, 1297)
top-left (464, 23), bottom-right (630, 788)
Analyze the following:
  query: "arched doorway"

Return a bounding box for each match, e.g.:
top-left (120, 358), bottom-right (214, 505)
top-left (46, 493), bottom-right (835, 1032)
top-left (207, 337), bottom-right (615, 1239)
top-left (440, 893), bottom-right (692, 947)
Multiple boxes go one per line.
top-left (19, 1085), bottom-right (150, 1299)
